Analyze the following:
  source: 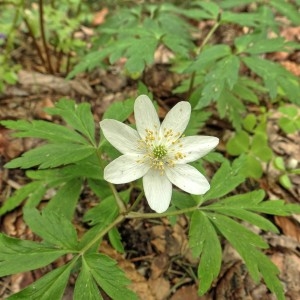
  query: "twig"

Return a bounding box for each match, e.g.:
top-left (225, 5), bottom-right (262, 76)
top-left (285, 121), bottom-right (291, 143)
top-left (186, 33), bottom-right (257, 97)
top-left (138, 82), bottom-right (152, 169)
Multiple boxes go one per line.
top-left (38, 0), bottom-right (54, 73)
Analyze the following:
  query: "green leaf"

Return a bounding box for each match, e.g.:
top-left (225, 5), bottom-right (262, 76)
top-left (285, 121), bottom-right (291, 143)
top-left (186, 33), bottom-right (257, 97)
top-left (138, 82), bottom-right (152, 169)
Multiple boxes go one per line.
top-left (235, 34), bottom-right (287, 55)
top-left (8, 260), bottom-right (75, 300)
top-left (232, 80), bottom-right (259, 104)
top-left (209, 213), bottom-right (268, 281)
top-left (124, 36), bottom-right (158, 74)
top-left (74, 258), bottom-right (102, 300)
top-left (0, 181), bottom-right (42, 216)
top-left (5, 143), bottom-right (96, 169)
top-left (207, 191), bottom-right (279, 232)
top-left (0, 120), bottom-right (88, 145)
top-left (203, 160), bottom-right (245, 200)
top-left (274, 157), bottom-right (286, 171)
top-left (83, 195), bottom-right (119, 226)
top-left (102, 98), bottom-right (134, 122)
top-left (108, 227), bottom-right (125, 253)
top-left (270, 0), bottom-right (300, 25)
top-left (255, 250), bottom-right (285, 300)
top-left (172, 190), bottom-right (197, 210)
top-left (243, 155), bottom-right (263, 179)
top-left (251, 134), bottom-right (273, 162)
top-left (217, 89), bottom-right (246, 130)
top-left (196, 2), bottom-right (220, 19)
top-left (242, 56), bottom-right (300, 103)
top-left (186, 44), bottom-right (231, 72)
top-left (242, 114), bottom-right (257, 132)
top-left (23, 208), bottom-right (78, 250)
top-left (189, 211), bottom-right (222, 295)
top-left (279, 174), bottom-right (292, 189)
top-left (85, 253), bottom-right (138, 300)
top-left (226, 130), bottom-right (250, 155)
top-left (184, 110), bottom-right (211, 136)
top-left (0, 234), bottom-right (68, 277)
top-left (196, 55), bottom-right (240, 109)
top-left (222, 11), bottom-right (261, 27)
top-left (43, 178), bottom-right (82, 220)
top-left (45, 99), bottom-right (96, 146)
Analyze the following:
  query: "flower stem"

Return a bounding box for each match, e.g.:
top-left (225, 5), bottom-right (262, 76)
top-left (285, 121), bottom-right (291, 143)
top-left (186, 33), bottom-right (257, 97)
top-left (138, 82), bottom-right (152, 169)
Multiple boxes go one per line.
top-left (95, 148), bottom-right (126, 213)
top-left (109, 182), bottom-right (127, 213)
top-left (127, 190), bottom-right (144, 212)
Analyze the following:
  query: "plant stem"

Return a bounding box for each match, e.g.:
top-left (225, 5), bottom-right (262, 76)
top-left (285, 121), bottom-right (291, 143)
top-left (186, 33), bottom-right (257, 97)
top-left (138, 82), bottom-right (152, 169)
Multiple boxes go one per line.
top-left (38, 0), bottom-right (54, 73)
top-left (80, 214), bottom-right (125, 254)
top-left (109, 182), bottom-right (127, 213)
top-left (95, 148), bottom-right (126, 213)
top-left (23, 17), bottom-right (47, 66)
top-left (127, 190), bottom-right (144, 212)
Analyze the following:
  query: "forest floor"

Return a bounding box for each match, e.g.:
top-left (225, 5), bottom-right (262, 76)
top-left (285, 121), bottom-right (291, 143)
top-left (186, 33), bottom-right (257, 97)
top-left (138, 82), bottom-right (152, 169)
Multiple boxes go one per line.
top-left (0, 6), bottom-right (300, 300)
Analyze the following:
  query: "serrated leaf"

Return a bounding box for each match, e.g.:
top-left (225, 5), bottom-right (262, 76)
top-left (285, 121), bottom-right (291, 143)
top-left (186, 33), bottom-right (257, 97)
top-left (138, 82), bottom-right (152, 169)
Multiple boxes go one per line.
top-left (235, 34), bottom-right (287, 55)
top-left (196, 55), bottom-right (240, 109)
top-left (184, 110), bottom-right (211, 136)
top-left (255, 250), bottom-right (285, 300)
top-left (45, 99), bottom-right (96, 146)
top-left (189, 211), bottom-right (222, 295)
top-left (8, 260), bottom-right (75, 300)
top-left (0, 234), bottom-right (68, 277)
top-left (217, 89), bottom-right (246, 129)
top-left (0, 181), bottom-right (42, 216)
top-left (207, 191), bottom-right (279, 232)
top-left (43, 178), bottom-right (82, 220)
top-left (252, 199), bottom-right (300, 215)
top-left (242, 56), bottom-right (300, 103)
top-left (222, 11), bottom-right (261, 27)
top-left (5, 143), bottom-right (96, 169)
top-left (23, 208), bottom-right (78, 250)
top-left (196, 2), bottom-right (220, 19)
top-left (209, 213), bottom-right (268, 281)
top-left (102, 98), bottom-right (134, 122)
top-left (74, 259), bottom-right (102, 300)
top-left (270, 0), bottom-right (300, 25)
top-left (232, 80), bottom-right (259, 104)
top-left (83, 195), bottom-right (119, 226)
top-left (85, 253), bottom-right (138, 300)
top-left (124, 36), bottom-right (158, 74)
top-left (203, 160), bottom-right (245, 200)
top-left (0, 120), bottom-right (88, 145)
top-left (186, 44), bottom-right (231, 72)
top-left (108, 227), bottom-right (125, 253)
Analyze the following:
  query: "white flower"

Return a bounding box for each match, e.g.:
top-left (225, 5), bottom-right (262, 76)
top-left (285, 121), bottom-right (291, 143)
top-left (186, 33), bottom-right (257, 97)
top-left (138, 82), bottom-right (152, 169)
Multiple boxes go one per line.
top-left (100, 95), bottom-right (219, 213)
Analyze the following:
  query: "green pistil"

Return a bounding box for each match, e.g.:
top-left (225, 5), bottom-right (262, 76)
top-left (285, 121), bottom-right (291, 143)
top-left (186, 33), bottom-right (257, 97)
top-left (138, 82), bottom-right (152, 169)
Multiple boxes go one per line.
top-left (153, 145), bottom-right (167, 159)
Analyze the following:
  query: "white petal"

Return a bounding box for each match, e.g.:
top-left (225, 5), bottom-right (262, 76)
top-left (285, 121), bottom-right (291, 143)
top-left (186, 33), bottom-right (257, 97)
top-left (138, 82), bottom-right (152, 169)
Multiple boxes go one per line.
top-left (160, 101), bottom-right (191, 143)
top-left (100, 119), bottom-right (141, 154)
top-left (134, 95), bottom-right (160, 140)
top-left (104, 155), bottom-right (150, 184)
top-left (143, 169), bottom-right (172, 213)
top-left (165, 164), bottom-right (210, 195)
top-left (173, 136), bottom-right (219, 164)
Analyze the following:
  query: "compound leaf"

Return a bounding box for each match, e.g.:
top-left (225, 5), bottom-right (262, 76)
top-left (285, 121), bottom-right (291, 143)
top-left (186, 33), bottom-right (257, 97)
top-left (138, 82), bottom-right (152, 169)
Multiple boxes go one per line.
top-left (0, 234), bottom-right (68, 277)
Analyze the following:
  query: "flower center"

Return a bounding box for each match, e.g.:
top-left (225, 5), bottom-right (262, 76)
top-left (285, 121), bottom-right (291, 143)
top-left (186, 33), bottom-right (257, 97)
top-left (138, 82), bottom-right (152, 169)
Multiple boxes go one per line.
top-left (153, 145), bottom-right (167, 159)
